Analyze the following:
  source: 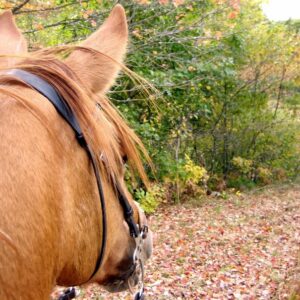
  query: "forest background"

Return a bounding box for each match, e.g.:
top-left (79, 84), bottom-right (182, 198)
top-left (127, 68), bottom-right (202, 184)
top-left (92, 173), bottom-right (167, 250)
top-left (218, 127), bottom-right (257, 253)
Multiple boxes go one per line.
top-left (1, 0), bottom-right (299, 212)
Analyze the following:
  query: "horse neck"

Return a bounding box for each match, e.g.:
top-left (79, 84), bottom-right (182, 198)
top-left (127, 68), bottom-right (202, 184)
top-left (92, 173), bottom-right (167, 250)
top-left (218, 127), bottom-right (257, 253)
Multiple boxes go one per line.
top-left (55, 136), bottom-right (102, 285)
top-left (55, 112), bottom-right (131, 286)
top-left (0, 86), bottom-right (134, 295)
top-left (0, 87), bottom-right (100, 292)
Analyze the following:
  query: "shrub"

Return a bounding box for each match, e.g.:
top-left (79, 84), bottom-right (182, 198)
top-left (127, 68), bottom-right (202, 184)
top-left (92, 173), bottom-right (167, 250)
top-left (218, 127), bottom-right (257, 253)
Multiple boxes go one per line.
top-left (134, 184), bottom-right (165, 214)
top-left (164, 155), bottom-right (209, 202)
top-left (183, 155), bottom-right (209, 185)
top-left (232, 157), bottom-right (253, 176)
top-left (256, 167), bottom-right (272, 185)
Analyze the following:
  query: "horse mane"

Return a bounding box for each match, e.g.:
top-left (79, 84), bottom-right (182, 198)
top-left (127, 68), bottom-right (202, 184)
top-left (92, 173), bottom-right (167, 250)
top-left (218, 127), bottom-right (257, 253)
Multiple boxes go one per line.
top-left (0, 47), bottom-right (151, 187)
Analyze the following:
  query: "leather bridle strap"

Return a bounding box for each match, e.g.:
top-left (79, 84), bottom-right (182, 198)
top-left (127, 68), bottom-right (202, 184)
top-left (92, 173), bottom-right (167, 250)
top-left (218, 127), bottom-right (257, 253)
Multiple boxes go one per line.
top-left (117, 185), bottom-right (139, 238)
top-left (8, 69), bottom-right (138, 280)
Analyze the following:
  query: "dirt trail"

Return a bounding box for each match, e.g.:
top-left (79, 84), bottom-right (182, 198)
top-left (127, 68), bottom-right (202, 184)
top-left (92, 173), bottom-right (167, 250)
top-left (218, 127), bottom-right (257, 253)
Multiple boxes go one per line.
top-left (54, 184), bottom-right (300, 299)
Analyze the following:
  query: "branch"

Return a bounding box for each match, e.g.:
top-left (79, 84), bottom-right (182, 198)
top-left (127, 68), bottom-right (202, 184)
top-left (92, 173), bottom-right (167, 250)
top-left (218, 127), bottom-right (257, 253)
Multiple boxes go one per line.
top-left (23, 18), bottom-right (84, 34)
top-left (13, 1), bottom-right (87, 15)
top-left (12, 0), bottom-right (30, 14)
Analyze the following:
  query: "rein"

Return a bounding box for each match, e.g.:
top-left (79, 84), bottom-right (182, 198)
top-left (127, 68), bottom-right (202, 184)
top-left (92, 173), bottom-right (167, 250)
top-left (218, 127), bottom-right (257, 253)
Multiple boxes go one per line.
top-left (8, 69), bottom-right (146, 300)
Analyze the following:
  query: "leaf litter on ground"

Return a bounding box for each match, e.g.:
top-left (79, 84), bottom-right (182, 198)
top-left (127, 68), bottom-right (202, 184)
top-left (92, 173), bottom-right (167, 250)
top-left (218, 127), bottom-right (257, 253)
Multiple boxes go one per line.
top-left (52, 184), bottom-right (300, 299)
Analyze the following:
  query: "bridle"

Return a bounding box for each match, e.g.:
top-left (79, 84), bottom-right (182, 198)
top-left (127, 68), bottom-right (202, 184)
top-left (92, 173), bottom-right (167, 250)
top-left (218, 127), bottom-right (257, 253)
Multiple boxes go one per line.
top-left (7, 69), bottom-right (148, 300)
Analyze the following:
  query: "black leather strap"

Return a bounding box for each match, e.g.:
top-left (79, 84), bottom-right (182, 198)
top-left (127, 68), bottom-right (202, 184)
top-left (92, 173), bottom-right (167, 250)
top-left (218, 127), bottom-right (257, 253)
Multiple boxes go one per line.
top-left (9, 69), bottom-right (106, 280)
top-left (117, 187), bottom-right (139, 238)
top-left (8, 69), bottom-right (83, 139)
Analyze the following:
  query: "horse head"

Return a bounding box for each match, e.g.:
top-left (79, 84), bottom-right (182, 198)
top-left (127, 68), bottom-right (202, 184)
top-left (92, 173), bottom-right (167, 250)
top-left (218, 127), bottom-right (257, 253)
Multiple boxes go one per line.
top-left (0, 5), bottom-right (153, 299)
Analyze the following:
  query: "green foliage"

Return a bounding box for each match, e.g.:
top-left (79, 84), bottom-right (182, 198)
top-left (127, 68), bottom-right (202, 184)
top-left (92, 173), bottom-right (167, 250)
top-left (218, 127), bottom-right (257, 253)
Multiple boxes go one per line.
top-left (8, 0), bottom-right (300, 195)
top-left (227, 176), bottom-right (257, 190)
top-left (134, 184), bottom-right (165, 214)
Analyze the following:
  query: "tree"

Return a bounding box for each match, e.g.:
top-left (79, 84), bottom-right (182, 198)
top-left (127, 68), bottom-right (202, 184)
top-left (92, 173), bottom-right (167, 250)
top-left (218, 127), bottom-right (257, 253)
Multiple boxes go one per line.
top-left (3, 0), bottom-right (299, 193)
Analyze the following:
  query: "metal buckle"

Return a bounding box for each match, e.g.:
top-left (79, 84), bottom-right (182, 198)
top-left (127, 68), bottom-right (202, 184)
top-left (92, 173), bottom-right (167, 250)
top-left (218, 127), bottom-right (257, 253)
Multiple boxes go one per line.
top-left (128, 226), bottom-right (148, 299)
top-left (58, 287), bottom-right (78, 300)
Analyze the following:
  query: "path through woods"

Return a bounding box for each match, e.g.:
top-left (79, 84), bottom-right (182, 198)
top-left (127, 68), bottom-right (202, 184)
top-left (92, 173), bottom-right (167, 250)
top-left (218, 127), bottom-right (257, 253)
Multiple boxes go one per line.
top-left (53, 184), bottom-right (300, 299)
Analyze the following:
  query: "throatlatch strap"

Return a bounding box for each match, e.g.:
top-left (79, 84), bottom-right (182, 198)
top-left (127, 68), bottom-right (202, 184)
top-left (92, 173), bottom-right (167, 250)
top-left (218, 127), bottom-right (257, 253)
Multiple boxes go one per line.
top-left (9, 69), bottom-right (106, 280)
top-left (117, 187), bottom-right (139, 238)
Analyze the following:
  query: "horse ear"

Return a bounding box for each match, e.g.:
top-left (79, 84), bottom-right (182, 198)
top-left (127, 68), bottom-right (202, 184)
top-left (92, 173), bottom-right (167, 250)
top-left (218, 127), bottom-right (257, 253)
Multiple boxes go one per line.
top-left (66, 4), bottom-right (128, 94)
top-left (0, 10), bottom-right (27, 67)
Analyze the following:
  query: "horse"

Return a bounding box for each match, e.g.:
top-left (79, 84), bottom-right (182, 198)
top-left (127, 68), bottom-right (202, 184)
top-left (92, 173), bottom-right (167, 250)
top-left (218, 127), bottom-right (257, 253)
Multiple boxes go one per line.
top-left (0, 5), bottom-right (153, 300)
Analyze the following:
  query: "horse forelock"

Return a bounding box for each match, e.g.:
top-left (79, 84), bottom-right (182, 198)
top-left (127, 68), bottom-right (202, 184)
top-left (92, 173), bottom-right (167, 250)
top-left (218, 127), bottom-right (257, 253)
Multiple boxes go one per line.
top-left (0, 47), bottom-right (150, 187)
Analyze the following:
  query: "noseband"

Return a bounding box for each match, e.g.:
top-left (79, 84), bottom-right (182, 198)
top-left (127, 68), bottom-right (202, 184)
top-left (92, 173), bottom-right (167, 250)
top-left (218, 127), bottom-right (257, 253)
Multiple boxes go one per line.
top-left (8, 69), bottom-right (147, 300)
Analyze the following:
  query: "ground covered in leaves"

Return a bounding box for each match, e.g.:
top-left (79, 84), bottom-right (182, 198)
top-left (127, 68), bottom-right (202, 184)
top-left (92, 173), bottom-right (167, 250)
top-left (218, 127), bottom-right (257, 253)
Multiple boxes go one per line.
top-left (53, 184), bottom-right (300, 299)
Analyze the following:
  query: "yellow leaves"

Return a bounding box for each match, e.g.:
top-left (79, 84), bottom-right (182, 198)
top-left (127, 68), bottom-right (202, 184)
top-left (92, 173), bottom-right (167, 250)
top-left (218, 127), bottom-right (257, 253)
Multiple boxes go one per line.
top-left (135, 184), bottom-right (165, 213)
top-left (90, 20), bottom-right (97, 27)
top-left (215, 31), bottom-right (223, 40)
top-left (0, 2), bottom-right (12, 9)
top-left (80, 10), bottom-right (97, 27)
top-left (204, 29), bottom-right (223, 41)
top-left (228, 22), bottom-right (237, 29)
top-left (183, 155), bottom-right (209, 185)
top-left (232, 157), bottom-right (253, 174)
top-left (186, 5), bottom-right (194, 11)
top-left (158, 0), bottom-right (185, 6)
top-left (81, 10), bottom-right (93, 19)
top-left (213, 0), bottom-right (226, 4)
top-left (236, 190), bottom-right (242, 197)
top-left (34, 23), bottom-right (44, 31)
top-left (0, 1), bottom-right (50, 10)
top-left (173, 0), bottom-right (185, 7)
top-left (257, 167), bottom-right (272, 184)
top-left (175, 13), bottom-right (185, 20)
top-left (188, 66), bottom-right (196, 72)
top-left (132, 28), bottom-right (143, 39)
top-left (204, 29), bottom-right (212, 38)
top-left (136, 0), bottom-right (151, 4)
